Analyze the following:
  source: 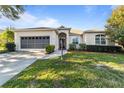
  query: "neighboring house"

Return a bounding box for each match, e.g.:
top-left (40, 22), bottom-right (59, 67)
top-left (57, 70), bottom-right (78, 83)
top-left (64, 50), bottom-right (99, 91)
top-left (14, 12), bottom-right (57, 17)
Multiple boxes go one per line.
top-left (14, 26), bottom-right (115, 51)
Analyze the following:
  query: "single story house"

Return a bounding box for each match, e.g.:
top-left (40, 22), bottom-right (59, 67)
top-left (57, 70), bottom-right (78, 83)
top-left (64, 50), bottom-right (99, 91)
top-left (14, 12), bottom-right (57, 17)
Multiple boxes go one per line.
top-left (14, 26), bottom-right (115, 51)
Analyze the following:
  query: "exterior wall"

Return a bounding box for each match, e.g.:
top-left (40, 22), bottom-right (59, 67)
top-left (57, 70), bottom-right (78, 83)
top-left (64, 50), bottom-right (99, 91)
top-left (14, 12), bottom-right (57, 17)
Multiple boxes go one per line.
top-left (106, 36), bottom-right (115, 45)
top-left (69, 33), bottom-right (115, 46)
top-left (83, 33), bottom-right (115, 45)
top-left (83, 33), bottom-right (95, 45)
top-left (15, 30), bottom-right (58, 51)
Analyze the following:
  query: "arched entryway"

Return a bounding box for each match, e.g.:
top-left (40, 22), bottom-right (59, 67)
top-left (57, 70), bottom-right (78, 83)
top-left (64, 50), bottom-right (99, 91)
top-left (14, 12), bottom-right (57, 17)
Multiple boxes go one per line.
top-left (59, 32), bottom-right (66, 50)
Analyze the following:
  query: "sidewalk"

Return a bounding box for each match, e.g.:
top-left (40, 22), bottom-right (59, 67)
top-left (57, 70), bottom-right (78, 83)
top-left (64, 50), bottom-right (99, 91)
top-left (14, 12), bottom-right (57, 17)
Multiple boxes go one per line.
top-left (41, 50), bottom-right (67, 59)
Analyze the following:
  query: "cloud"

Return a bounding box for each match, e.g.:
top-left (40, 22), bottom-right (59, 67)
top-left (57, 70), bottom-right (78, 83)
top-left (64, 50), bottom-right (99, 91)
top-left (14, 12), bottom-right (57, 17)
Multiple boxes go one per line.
top-left (34, 17), bottom-right (60, 27)
top-left (0, 12), bottom-right (61, 29)
top-left (84, 5), bottom-right (97, 13)
top-left (111, 5), bottom-right (119, 10)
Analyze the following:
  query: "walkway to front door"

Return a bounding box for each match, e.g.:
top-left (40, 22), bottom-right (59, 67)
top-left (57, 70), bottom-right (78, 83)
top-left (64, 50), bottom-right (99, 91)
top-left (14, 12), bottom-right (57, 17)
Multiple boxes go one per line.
top-left (42, 50), bottom-right (67, 59)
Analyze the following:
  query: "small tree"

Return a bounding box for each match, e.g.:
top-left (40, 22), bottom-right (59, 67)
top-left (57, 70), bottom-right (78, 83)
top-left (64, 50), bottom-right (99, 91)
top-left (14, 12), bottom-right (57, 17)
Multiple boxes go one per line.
top-left (105, 6), bottom-right (124, 47)
top-left (0, 5), bottom-right (24, 51)
top-left (1, 27), bottom-right (14, 43)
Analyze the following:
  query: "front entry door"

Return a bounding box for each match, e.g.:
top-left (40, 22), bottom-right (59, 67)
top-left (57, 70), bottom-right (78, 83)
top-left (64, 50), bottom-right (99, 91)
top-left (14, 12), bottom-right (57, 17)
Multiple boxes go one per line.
top-left (59, 38), bottom-right (66, 50)
top-left (59, 33), bottom-right (66, 50)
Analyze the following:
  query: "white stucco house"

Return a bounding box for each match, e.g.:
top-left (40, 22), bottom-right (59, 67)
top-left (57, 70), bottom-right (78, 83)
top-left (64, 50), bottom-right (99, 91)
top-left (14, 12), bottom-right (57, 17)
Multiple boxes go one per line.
top-left (14, 26), bottom-right (115, 51)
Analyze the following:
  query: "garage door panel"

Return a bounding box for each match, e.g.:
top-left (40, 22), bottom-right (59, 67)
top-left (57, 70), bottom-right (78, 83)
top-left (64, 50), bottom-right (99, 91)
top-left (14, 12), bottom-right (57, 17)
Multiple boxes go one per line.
top-left (21, 36), bottom-right (50, 49)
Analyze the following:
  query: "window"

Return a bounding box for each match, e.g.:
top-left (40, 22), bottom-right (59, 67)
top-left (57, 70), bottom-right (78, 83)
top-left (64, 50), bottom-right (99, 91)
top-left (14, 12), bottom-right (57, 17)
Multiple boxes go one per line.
top-left (21, 36), bottom-right (50, 49)
top-left (72, 37), bottom-right (79, 44)
top-left (95, 35), bottom-right (100, 45)
top-left (101, 35), bottom-right (106, 44)
top-left (95, 34), bottom-right (106, 45)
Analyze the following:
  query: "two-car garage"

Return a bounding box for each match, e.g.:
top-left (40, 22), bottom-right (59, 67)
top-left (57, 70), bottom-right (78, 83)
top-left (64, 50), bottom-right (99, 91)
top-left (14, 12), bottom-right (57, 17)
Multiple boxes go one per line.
top-left (21, 36), bottom-right (50, 49)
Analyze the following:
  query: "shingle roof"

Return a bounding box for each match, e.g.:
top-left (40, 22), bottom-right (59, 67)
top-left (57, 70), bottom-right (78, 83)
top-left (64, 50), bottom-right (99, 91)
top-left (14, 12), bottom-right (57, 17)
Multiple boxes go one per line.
top-left (15, 26), bottom-right (71, 32)
top-left (84, 29), bottom-right (105, 33)
top-left (15, 27), bottom-right (57, 32)
top-left (25, 27), bottom-right (56, 30)
top-left (14, 26), bottom-right (105, 35)
top-left (70, 29), bottom-right (83, 35)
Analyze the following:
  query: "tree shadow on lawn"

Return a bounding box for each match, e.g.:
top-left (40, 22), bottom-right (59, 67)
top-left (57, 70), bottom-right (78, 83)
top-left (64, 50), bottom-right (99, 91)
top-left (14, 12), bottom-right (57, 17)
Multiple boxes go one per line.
top-left (2, 58), bottom-right (124, 88)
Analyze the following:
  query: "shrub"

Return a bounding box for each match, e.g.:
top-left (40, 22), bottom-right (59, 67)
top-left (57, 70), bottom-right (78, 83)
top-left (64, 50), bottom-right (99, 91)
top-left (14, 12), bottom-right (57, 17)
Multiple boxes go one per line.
top-left (69, 43), bottom-right (77, 50)
top-left (0, 43), bottom-right (6, 49)
top-left (1, 28), bottom-right (14, 43)
top-left (86, 45), bottom-right (122, 52)
top-left (79, 43), bottom-right (87, 50)
top-left (45, 45), bottom-right (55, 54)
top-left (5, 42), bottom-right (16, 52)
top-left (0, 49), bottom-right (7, 54)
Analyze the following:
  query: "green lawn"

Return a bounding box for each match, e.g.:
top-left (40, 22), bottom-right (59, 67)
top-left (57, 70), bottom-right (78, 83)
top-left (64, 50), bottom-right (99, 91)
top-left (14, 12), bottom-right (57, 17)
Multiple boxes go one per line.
top-left (2, 51), bottom-right (124, 88)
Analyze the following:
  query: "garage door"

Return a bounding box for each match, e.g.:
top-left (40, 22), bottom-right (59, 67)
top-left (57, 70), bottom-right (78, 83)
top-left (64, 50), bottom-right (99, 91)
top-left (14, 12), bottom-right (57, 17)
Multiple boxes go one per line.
top-left (21, 36), bottom-right (50, 49)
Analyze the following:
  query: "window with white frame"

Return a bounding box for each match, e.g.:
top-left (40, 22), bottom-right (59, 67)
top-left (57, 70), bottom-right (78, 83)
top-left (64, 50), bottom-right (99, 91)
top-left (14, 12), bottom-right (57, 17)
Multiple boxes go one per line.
top-left (72, 37), bottom-right (79, 44)
top-left (95, 34), bottom-right (106, 45)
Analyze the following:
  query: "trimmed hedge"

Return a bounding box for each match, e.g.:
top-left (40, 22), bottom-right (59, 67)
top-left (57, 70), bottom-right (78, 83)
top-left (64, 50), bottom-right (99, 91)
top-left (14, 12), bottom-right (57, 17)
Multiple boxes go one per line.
top-left (69, 44), bottom-right (77, 50)
top-left (45, 45), bottom-right (55, 54)
top-left (86, 45), bottom-right (122, 52)
top-left (0, 50), bottom-right (7, 54)
top-left (79, 43), bottom-right (87, 51)
top-left (68, 43), bottom-right (122, 53)
top-left (5, 42), bottom-right (16, 52)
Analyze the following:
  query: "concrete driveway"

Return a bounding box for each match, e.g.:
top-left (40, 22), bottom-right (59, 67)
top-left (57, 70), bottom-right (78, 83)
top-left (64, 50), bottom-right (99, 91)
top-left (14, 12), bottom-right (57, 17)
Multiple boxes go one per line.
top-left (0, 51), bottom-right (45, 86)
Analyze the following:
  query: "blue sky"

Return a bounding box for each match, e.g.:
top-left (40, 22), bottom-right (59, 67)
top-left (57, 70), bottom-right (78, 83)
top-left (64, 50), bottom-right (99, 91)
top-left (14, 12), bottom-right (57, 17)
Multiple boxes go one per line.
top-left (0, 5), bottom-right (115, 30)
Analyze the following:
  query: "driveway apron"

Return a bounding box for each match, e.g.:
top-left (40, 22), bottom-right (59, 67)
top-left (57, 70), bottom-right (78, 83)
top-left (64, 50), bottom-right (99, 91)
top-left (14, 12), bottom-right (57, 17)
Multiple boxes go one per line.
top-left (0, 52), bottom-right (39, 86)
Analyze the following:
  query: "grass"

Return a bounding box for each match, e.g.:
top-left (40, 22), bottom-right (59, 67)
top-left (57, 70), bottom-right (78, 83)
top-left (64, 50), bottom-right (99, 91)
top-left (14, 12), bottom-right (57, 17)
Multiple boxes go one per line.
top-left (2, 51), bottom-right (124, 88)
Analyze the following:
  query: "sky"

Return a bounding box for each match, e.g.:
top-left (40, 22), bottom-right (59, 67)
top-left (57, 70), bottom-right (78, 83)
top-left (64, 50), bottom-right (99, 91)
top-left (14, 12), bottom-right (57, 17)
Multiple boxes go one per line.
top-left (0, 5), bottom-right (116, 30)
